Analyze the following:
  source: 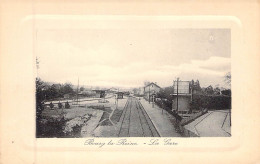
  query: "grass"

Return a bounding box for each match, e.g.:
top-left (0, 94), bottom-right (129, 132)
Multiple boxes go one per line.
top-left (110, 109), bottom-right (123, 123)
top-left (99, 111), bottom-right (110, 123)
top-left (88, 105), bottom-right (112, 113)
top-left (100, 119), bottom-right (113, 126)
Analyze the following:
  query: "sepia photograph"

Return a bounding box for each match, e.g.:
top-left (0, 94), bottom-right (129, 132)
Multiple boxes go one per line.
top-left (2, 0), bottom-right (260, 163)
top-left (35, 28), bottom-right (231, 138)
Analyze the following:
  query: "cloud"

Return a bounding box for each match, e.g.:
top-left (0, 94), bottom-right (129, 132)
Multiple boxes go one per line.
top-left (155, 56), bottom-right (230, 87)
top-left (160, 56), bottom-right (230, 76)
top-left (190, 56), bottom-right (231, 71)
top-left (36, 29), bottom-right (231, 88)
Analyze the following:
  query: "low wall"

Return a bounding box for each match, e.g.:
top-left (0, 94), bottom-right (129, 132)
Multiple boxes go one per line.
top-left (180, 110), bottom-right (208, 126)
top-left (179, 125), bottom-right (199, 137)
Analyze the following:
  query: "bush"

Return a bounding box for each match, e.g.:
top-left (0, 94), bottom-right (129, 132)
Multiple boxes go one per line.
top-left (36, 117), bottom-right (66, 137)
top-left (155, 98), bottom-right (172, 112)
top-left (191, 94), bottom-right (231, 110)
top-left (65, 102), bottom-right (70, 109)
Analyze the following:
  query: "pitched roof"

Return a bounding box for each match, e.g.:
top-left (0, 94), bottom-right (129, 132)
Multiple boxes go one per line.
top-left (144, 82), bottom-right (161, 88)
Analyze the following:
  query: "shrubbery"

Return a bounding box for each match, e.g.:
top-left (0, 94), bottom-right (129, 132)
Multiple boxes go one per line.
top-left (155, 98), bottom-right (171, 111)
top-left (36, 116), bottom-right (67, 137)
top-left (191, 94), bottom-right (231, 110)
top-left (155, 80), bottom-right (232, 112)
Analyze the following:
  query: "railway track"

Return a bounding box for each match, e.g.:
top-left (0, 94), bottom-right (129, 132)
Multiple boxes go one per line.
top-left (118, 97), bottom-right (160, 137)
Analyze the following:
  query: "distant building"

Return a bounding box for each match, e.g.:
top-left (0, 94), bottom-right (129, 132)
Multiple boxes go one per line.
top-left (93, 90), bottom-right (106, 98)
top-left (144, 82), bottom-right (161, 101)
top-left (78, 90), bottom-right (95, 98)
top-left (124, 91), bottom-right (130, 96)
top-left (116, 92), bottom-right (124, 99)
top-left (108, 87), bottom-right (118, 93)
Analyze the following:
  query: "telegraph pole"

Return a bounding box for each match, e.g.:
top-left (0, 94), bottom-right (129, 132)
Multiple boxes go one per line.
top-left (76, 77), bottom-right (79, 106)
top-left (152, 94), bottom-right (154, 108)
top-left (149, 85), bottom-right (151, 104)
top-left (176, 78), bottom-right (179, 112)
top-left (116, 88), bottom-right (119, 109)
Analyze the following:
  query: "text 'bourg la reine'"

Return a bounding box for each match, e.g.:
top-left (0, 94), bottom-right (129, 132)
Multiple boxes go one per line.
top-left (84, 138), bottom-right (178, 148)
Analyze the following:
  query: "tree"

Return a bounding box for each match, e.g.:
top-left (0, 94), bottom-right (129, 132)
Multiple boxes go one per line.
top-left (36, 78), bottom-right (45, 135)
top-left (156, 86), bottom-right (175, 101)
top-left (221, 89), bottom-right (231, 96)
top-left (36, 78), bottom-right (46, 109)
top-left (205, 85), bottom-right (214, 95)
top-left (191, 79), bottom-right (195, 87)
top-left (80, 86), bottom-right (85, 92)
top-left (63, 83), bottom-right (74, 94)
top-left (157, 89), bottom-right (167, 99)
top-left (49, 84), bottom-right (59, 99)
top-left (195, 80), bottom-right (201, 88)
top-left (224, 72), bottom-right (231, 86)
top-left (214, 87), bottom-right (221, 95)
top-left (190, 79), bottom-right (202, 94)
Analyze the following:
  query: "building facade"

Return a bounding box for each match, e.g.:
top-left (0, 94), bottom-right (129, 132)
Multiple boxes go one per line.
top-left (143, 82), bottom-right (161, 101)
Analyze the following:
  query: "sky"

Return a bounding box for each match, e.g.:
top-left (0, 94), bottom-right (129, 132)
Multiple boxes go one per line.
top-left (36, 28), bottom-right (231, 89)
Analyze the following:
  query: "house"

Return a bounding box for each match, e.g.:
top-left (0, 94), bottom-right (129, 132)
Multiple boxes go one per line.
top-left (93, 90), bottom-right (106, 98)
top-left (79, 90), bottom-right (96, 97)
top-left (108, 87), bottom-right (118, 94)
top-left (143, 82), bottom-right (161, 102)
top-left (116, 92), bottom-right (124, 99)
top-left (123, 91), bottom-right (130, 96)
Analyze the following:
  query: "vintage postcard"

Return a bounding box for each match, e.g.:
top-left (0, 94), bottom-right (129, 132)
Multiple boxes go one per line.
top-left (1, 1), bottom-right (260, 164)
